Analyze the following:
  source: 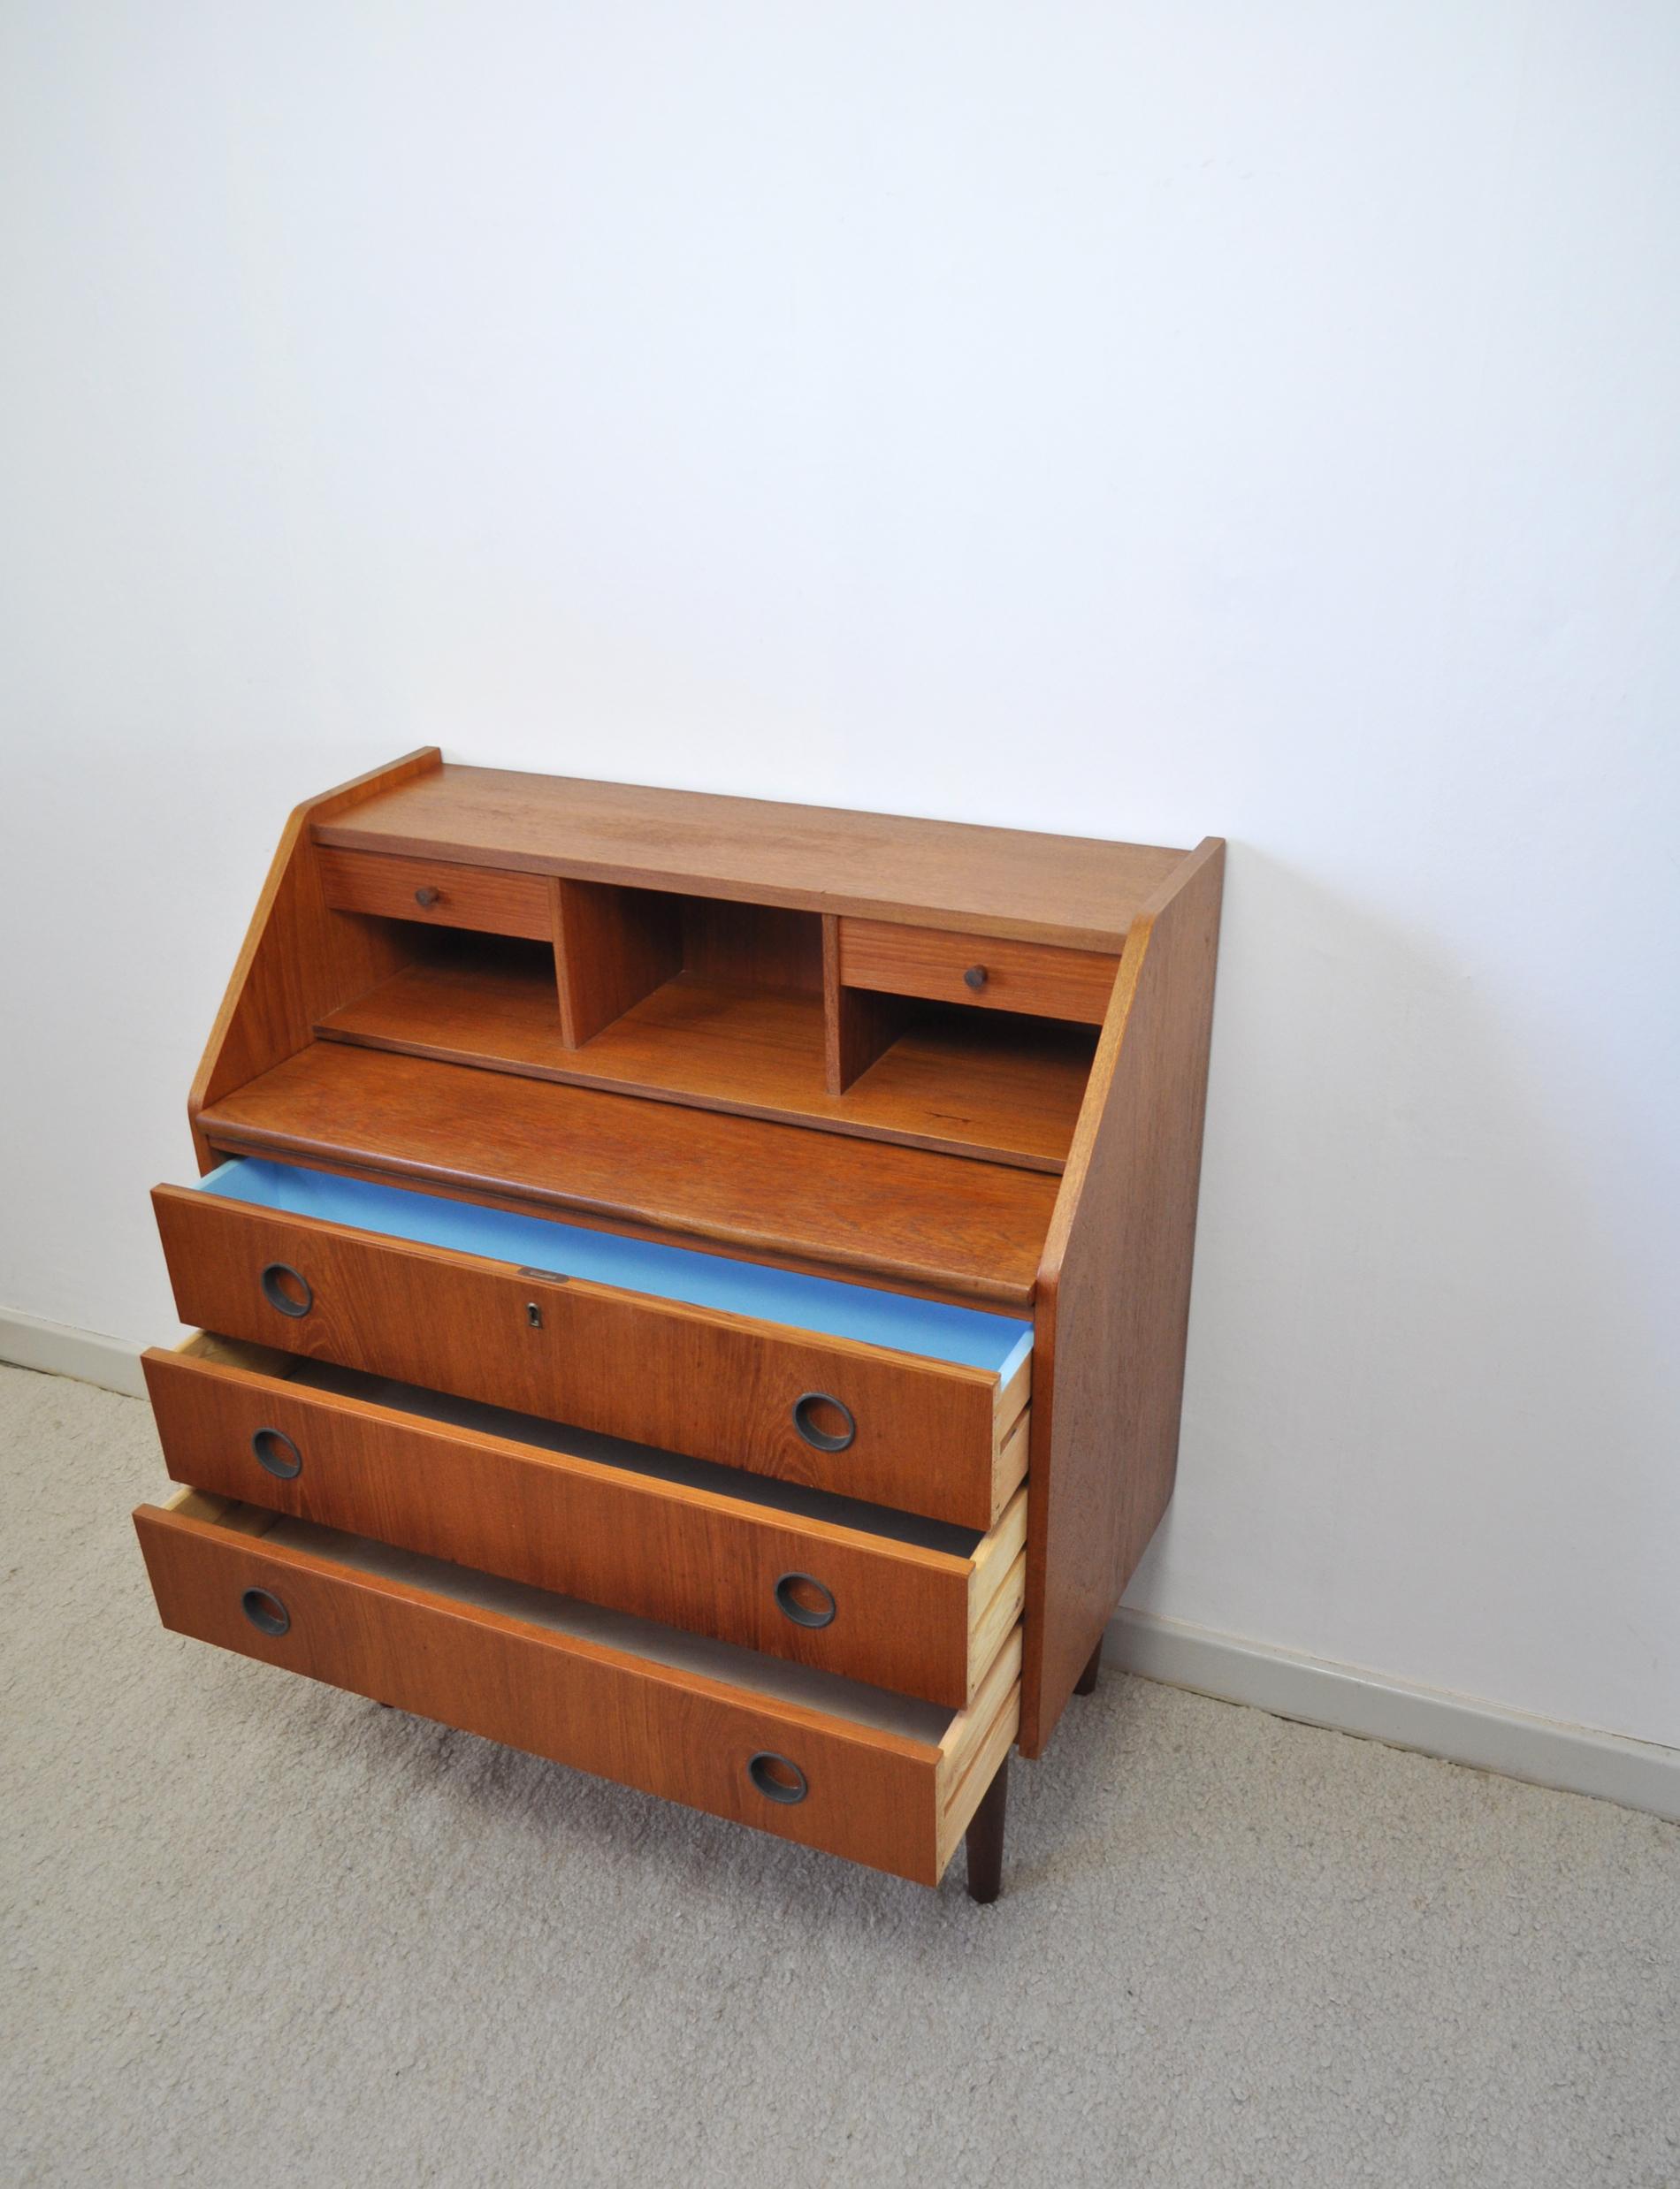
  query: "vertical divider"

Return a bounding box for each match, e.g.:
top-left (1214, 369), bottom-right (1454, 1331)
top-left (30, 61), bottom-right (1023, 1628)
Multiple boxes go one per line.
top-left (822, 914), bottom-right (914, 1095)
top-left (551, 879), bottom-right (683, 1049)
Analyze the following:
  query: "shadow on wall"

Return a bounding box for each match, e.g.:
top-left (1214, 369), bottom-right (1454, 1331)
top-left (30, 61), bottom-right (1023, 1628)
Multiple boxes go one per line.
top-left (1124, 845), bottom-right (1678, 1750)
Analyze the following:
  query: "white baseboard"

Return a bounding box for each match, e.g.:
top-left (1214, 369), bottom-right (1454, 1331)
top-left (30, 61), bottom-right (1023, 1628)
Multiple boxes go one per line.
top-left (4, 1315), bottom-right (1675, 1826)
top-left (1105, 1606), bottom-right (1680, 1825)
top-left (0, 1308), bottom-right (148, 1399)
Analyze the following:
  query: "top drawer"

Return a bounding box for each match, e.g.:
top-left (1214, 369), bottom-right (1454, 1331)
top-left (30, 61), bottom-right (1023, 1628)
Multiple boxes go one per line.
top-left (837, 919), bottom-right (1119, 1025)
top-left (153, 1160), bottom-right (1031, 1531)
top-left (317, 847), bottom-right (552, 940)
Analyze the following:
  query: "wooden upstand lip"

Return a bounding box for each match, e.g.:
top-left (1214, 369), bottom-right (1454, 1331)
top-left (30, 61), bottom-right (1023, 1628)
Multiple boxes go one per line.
top-left (138, 749), bottom-right (1224, 1902)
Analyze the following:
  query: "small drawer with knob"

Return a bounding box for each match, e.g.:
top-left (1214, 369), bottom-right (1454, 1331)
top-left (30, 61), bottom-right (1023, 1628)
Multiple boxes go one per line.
top-left (141, 1332), bottom-right (1027, 1707)
top-left (317, 846), bottom-right (554, 940)
top-left (150, 1158), bottom-right (1033, 1531)
top-left (836, 917), bottom-right (1119, 1025)
top-left (133, 1487), bottom-right (1022, 1886)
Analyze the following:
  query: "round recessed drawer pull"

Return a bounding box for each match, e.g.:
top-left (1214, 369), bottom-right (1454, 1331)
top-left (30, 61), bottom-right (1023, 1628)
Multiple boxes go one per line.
top-left (774, 1573), bottom-right (836, 1629)
top-left (251, 1426), bottom-right (302, 1480)
top-left (414, 885), bottom-right (441, 907)
top-left (791, 1392), bottom-right (855, 1453)
top-left (241, 1587), bottom-right (290, 1637)
top-left (259, 1262), bottom-right (313, 1319)
top-left (747, 1751), bottom-right (808, 1805)
top-left (963, 964), bottom-right (989, 990)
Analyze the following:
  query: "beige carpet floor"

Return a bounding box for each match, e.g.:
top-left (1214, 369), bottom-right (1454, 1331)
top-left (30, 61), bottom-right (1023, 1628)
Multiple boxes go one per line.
top-left (4, 1360), bottom-right (1677, 2188)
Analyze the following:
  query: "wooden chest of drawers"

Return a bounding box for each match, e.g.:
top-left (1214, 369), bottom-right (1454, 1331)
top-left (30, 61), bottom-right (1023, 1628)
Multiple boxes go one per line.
top-left (134, 751), bottom-right (1222, 1899)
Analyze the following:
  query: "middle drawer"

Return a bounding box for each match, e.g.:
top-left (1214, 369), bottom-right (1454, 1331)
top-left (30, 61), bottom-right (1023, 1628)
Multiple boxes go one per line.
top-left (145, 1333), bottom-right (1027, 1709)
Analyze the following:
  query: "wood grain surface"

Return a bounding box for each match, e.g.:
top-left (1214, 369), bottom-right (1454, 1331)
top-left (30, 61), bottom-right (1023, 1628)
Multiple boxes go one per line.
top-left (144, 1338), bottom-right (1027, 1705)
top-left (552, 879), bottom-right (683, 1044)
top-left (193, 1041), bottom-right (1058, 1306)
top-left (313, 765), bottom-right (1187, 950)
top-left (1018, 838), bottom-right (1225, 1756)
top-left (317, 950), bottom-right (1090, 1171)
top-left (822, 912), bottom-right (916, 1095)
top-left (188, 749), bottom-right (442, 1168)
top-left (839, 919), bottom-right (1119, 1025)
top-left (678, 896), bottom-right (824, 991)
top-left (317, 847), bottom-right (553, 940)
top-left (134, 1496), bottom-right (981, 1883)
top-left (151, 753), bottom-right (1228, 1888)
top-left (152, 1187), bottom-right (1025, 1528)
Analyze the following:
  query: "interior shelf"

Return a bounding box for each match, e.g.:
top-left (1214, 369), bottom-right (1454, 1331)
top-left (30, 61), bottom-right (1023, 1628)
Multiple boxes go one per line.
top-left (315, 938), bottom-right (1092, 1172)
top-left (195, 1041), bottom-right (1058, 1308)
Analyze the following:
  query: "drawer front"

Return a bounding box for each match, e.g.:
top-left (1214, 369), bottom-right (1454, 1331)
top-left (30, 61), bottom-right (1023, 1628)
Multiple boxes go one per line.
top-left (144, 1339), bottom-right (1027, 1707)
top-left (153, 1189), bottom-right (1028, 1530)
top-left (135, 1495), bottom-right (1019, 1886)
top-left (318, 846), bottom-right (553, 941)
top-left (839, 918), bottom-right (1119, 1024)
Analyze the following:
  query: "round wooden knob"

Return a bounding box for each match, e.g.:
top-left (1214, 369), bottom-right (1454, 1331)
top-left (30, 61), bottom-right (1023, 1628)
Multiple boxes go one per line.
top-left (964, 965), bottom-right (989, 990)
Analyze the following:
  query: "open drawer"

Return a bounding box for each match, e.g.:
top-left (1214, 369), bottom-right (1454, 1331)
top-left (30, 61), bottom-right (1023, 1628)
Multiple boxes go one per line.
top-left (134, 1490), bottom-right (1020, 1888)
top-left (144, 1335), bottom-right (1027, 1709)
top-left (152, 1161), bottom-right (1032, 1530)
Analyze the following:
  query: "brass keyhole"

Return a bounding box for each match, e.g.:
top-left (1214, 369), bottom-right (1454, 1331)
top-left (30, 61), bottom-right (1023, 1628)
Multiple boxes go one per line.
top-left (526, 1301), bottom-right (543, 1330)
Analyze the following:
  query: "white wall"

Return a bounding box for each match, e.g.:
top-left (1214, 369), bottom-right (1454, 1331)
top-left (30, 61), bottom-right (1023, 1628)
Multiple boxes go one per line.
top-left (3, 3), bottom-right (1676, 1752)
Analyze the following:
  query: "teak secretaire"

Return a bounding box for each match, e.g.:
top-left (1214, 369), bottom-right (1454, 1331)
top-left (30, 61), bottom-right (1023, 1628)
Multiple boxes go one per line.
top-left (134, 751), bottom-right (1222, 1899)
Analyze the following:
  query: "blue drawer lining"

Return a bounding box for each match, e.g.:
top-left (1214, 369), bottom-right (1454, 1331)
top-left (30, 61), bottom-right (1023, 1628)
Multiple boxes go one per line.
top-left (198, 1159), bottom-right (1034, 1379)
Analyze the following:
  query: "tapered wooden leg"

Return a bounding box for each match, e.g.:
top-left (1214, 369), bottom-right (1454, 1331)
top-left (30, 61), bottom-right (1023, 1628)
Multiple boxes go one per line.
top-left (965, 1757), bottom-right (1009, 1904)
top-left (1073, 1638), bottom-right (1103, 1697)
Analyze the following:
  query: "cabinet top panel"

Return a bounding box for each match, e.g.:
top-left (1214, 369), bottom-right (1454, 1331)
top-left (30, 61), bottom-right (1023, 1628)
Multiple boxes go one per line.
top-left (313, 765), bottom-right (1188, 950)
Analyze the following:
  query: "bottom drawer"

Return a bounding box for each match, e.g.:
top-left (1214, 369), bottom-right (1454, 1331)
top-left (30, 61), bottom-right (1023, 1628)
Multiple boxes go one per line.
top-left (134, 1490), bottom-right (1019, 1888)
